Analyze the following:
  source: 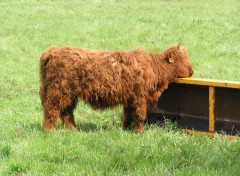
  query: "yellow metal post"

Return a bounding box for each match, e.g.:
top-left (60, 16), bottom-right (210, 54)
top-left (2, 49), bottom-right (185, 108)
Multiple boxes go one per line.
top-left (209, 87), bottom-right (216, 133)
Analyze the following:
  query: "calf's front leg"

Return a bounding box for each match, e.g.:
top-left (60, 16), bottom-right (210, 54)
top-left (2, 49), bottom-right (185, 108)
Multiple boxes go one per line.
top-left (133, 98), bottom-right (147, 133)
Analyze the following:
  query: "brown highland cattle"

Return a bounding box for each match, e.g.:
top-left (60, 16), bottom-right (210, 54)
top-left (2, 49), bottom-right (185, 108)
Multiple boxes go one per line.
top-left (40, 44), bottom-right (193, 133)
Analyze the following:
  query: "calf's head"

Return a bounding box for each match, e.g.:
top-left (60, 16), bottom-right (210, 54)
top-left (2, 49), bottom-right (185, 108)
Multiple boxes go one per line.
top-left (164, 44), bottom-right (193, 78)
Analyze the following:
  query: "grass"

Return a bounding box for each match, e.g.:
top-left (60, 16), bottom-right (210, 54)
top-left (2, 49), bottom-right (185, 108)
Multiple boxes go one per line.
top-left (0, 0), bottom-right (240, 175)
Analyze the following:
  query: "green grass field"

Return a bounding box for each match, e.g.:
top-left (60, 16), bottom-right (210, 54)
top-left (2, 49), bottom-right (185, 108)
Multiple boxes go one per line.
top-left (0, 0), bottom-right (240, 175)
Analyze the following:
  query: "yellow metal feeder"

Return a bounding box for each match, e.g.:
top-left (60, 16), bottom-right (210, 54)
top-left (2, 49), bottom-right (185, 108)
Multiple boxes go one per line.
top-left (147, 78), bottom-right (240, 139)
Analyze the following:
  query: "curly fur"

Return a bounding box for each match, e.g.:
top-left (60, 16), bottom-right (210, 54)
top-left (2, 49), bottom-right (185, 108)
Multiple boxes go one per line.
top-left (40, 45), bottom-right (193, 133)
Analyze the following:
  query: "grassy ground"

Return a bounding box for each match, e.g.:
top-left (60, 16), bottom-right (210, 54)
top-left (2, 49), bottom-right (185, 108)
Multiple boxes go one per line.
top-left (0, 0), bottom-right (240, 175)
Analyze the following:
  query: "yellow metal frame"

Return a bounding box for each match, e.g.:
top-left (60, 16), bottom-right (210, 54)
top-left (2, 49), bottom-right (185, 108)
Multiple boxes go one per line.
top-left (209, 87), bottom-right (215, 133)
top-left (182, 129), bottom-right (239, 140)
top-left (176, 78), bottom-right (240, 140)
top-left (176, 78), bottom-right (240, 89)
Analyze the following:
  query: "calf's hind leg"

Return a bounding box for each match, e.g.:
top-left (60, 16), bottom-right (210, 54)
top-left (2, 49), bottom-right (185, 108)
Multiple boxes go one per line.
top-left (60, 98), bottom-right (78, 130)
top-left (42, 83), bottom-right (62, 131)
top-left (123, 106), bottom-right (134, 130)
top-left (43, 104), bottom-right (60, 131)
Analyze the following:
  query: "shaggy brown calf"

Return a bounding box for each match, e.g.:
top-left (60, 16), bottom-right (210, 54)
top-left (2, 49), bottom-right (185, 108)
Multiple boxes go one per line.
top-left (40, 44), bottom-right (193, 133)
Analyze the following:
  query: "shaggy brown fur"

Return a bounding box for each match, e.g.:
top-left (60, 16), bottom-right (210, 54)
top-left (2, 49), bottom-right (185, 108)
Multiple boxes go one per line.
top-left (40, 44), bottom-right (193, 133)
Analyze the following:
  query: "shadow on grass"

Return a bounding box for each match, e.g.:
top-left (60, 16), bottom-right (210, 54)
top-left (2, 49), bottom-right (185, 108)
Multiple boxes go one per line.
top-left (19, 123), bottom-right (43, 132)
top-left (23, 120), bottom-right (169, 133)
top-left (30, 123), bottom-right (43, 131)
top-left (21, 121), bottom-right (122, 133)
top-left (76, 121), bottom-right (122, 133)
